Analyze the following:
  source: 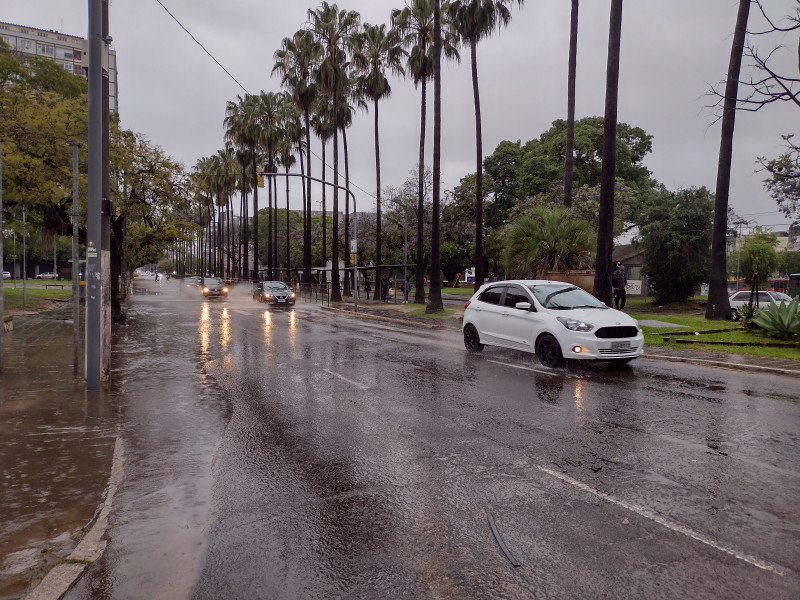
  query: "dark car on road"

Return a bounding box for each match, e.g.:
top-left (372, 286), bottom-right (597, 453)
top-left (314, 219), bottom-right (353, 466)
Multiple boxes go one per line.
top-left (253, 281), bottom-right (295, 307)
top-left (201, 277), bottom-right (228, 299)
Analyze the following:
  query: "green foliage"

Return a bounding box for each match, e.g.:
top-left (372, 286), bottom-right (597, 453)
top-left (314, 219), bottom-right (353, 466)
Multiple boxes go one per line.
top-left (504, 206), bottom-right (594, 278)
top-left (637, 186), bottom-right (714, 304)
top-left (759, 135), bottom-right (799, 219)
top-left (736, 301), bottom-right (759, 329)
top-left (751, 299), bottom-right (800, 340)
top-left (739, 229), bottom-right (779, 284)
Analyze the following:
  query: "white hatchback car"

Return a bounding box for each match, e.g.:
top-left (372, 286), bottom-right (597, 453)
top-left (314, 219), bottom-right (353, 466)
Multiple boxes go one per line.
top-left (728, 290), bottom-right (793, 320)
top-left (462, 280), bottom-right (644, 367)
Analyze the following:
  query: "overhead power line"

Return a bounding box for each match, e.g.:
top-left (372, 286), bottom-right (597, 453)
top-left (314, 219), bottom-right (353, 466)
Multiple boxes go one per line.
top-left (154, 0), bottom-right (249, 94)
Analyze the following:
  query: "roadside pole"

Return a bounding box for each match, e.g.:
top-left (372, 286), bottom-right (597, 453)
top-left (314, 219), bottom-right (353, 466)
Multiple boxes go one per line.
top-left (0, 139), bottom-right (5, 372)
top-left (87, 0), bottom-right (102, 390)
top-left (70, 142), bottom-right (82, 376)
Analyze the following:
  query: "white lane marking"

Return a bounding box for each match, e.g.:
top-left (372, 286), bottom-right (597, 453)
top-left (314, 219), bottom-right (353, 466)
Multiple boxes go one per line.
top-left (323, 369), bottom-right (369, 391)
top-left (536, 464), bottom-right (788, 576)
top-left (488, 359), bottom-right (563, 377)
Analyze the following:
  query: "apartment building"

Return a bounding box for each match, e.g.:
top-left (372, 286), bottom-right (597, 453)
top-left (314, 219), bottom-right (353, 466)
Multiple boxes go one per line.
top-left (0, 20), bottom-right (117, 112)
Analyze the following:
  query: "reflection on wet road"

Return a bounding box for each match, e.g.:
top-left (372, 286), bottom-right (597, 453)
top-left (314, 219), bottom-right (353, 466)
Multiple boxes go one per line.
top-left (67, 287), bottom-right (799, 599)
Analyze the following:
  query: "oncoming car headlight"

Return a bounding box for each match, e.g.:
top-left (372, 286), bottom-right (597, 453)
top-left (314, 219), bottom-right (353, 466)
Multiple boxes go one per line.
top-left (290, 292), bottom-right (296, 298)
top-left (557, 316), bottom-right (594, 332)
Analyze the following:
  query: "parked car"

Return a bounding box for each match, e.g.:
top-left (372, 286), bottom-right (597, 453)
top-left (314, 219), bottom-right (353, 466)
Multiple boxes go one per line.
top-left (253, 281), bottom-right (296, 307)
top-left (35, 272), bottom-right (58, 280)
top-left (729, 290), bottom-right (793, 320)
top-left (462, 280), bottom-right (644, 367)
top-left (2, 271), bottom-right (10, 280)
top-left (201, 277), bottom-right (228, 299)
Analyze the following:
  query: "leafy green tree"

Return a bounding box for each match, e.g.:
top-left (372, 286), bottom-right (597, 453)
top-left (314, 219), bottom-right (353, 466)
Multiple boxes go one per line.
top-left (759, 135), bottom-right (800, 219)
top-left (504, 206), bottom-right (594, 278)
top-left (739, 229), bottom-right (779, 285)
top-left (637, 187), bottom-right (714, 304)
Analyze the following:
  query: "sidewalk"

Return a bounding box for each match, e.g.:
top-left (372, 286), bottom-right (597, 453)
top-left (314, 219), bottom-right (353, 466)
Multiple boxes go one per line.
top-left (1, 298), bottom-right (798, 598)
top-left (0, 303), bottom-right (117, 600)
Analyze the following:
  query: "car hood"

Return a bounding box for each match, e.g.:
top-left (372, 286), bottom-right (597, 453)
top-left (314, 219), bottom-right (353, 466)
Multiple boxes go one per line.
top-left (546, 307), bottom-right (638, 328)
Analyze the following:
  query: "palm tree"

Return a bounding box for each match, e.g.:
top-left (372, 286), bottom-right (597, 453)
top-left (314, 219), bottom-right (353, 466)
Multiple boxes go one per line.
top-left (505, 206), bottom-right (594, 278)
top-left (255, 91), bottom-right (284, 279)
top-left (594, 0), bottom-right (623, 306)
top-left (707, 0), bottom-right (751, 320)
top-left (308, 2), bottom-right (361, 303)
top-left (447, 0), bottom-right (524, 293)
top-left (311, 103), bottom-right (334, 280)
top-left (393, 0), bottom-right (459, 304)
top-left (351, 22), bottom-right (406, 304)
top-left (564, 0), bottom-right (579, 208)
top-left (224, 94), bottom-right (263, 280)
top-left (273, 30), bottom-right (322, 288)
top-left (429, 0), bottom-right (444, 312)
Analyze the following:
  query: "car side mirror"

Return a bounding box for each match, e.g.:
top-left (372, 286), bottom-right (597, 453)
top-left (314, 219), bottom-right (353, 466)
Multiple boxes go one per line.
top-left (515, 301), bottom-right (534, 311)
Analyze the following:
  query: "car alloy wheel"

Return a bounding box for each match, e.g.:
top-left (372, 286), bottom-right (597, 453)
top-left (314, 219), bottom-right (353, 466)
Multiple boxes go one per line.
top-left (536, 333), bottom-right (563, 367)
top-left (463, 324), bottom-right (484, 352)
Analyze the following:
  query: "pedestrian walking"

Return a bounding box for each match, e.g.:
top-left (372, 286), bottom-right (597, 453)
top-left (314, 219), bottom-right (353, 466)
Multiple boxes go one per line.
top-left (404, 277), bottom-right (412, 302)
top-left (612, 264), bottom-right (627, 310)
top-left (364, 278), bottom-right (371, 300)
top-left (382, 275), bottom-right (390, 302)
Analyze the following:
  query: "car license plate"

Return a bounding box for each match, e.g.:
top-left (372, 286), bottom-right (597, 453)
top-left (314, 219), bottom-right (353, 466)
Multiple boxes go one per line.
top-left (610, 341), bottom-right (630, 350)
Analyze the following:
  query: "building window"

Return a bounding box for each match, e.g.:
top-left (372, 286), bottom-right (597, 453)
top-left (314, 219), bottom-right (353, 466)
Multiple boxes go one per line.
top-left (38, 32), bottom-right (48, 38)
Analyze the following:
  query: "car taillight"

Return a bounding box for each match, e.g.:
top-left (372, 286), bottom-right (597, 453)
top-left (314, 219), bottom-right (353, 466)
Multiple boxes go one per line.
top-left (465, 300), bottom-right (471, 309)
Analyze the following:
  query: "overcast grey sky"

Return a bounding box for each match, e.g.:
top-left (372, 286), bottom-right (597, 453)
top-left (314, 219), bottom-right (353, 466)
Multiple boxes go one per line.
top-left (5, 0), bottom-right (798, 234)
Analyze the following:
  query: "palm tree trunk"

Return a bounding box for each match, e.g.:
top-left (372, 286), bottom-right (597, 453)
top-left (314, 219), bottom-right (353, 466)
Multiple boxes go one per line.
top-left (331, 92), bottom-right (342, 303)
top-left (285, 165), bottom-right (291, 277)
top-left (374, 97), bottom-right (383, 304)
top-left (343, 125), bottom-right (351, 296)
top-left (593, 0), bottom-right (623, 307)
top-left (564, 0), bottom-right (579, 207)
top-left (304, 108), bottom-right (313, 288)
top-left (706, 0), bottom-right (750, 320)
top-left (429, 0), bottom-right (443, 312)
top-left (251, 154), bottom-right (259, 281)
top-left (273, 173), bottom-right (278, 277)
top-left (470, 34), bottom-right (484, 294)
top-left (414, 77), bottom-right (427, 304)
top-left (321, 138), bottom-right (327, 286)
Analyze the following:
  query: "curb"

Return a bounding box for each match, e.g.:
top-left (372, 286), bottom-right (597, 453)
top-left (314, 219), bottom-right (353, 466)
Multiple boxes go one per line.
top-left (25, 436), bottom-right (125, 600)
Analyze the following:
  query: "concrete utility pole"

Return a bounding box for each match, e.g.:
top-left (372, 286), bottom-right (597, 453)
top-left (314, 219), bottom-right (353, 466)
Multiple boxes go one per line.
top-left (100, 0), bottom-right (111, 380)
top-left (0, 138), bottom-right (5, 373)
top-left (70, 142), bottom-right (82, 376)
top-left (87, 0), bottom-right (102, 390)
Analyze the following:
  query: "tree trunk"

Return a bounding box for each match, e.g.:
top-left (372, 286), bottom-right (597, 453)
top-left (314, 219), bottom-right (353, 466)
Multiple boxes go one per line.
top-left (707, 0), bottom-right (750, 320)
top-left (251, 153), bottom-right (259, 281)
top-left (594, 0), bottom-right (623, 307)
top-left (564, 0), bottom-right (579, 207)
top-left (332, 91), bottom-right (342, 303)
top-left (322, 138), bottom-right (327, 286)
top-left (429, 0), bottom-right (443, 312)
top-left (285, 165), bottom-right (291, 277)
top-left (415, 77), bottom-right (428, 304)
top-left (470, 33), bottom-right (484, 294)
top-left (304, 108), bottom-right (313, 288)
top-left (374, 97), bottom-right (383, 304)
top-left (343, 126), bottom-right (351, 296)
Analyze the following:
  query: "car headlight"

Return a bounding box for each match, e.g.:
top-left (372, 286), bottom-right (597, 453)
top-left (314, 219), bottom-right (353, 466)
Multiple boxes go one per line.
top-left (265, 293), bottom-right (272, 298)
top-left (203, 287), bottom-right (209, 293)
top-left (557, 316), bottom-right (594, 332)
top-left (222, 287), bottom-right (229, 293)
top-left (289, 293), bottom-right (296, 298)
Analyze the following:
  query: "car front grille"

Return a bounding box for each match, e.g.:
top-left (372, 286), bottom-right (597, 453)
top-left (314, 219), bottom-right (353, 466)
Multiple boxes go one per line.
top-left (595, 326), bottom-right (639, 339)
top-left (598, 347), bottom-right (639, 356)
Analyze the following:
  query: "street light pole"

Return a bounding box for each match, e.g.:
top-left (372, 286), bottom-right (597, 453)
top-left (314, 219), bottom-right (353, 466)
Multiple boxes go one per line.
top-left (87, 0), bottom-right (102, 390)
top-left (0, 138), bottom-right (5, 372)
top-left (70, 142), bottom-right (82, 376)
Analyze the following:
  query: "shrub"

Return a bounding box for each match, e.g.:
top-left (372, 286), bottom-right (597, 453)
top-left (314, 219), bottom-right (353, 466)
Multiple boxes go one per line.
top-left (751, 299), bottom-right (800, 340)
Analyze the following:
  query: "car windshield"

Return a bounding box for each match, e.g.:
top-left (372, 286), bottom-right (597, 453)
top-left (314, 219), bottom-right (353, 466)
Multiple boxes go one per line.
top-left (204, 278), bottom-right (223, 286)
top-left (264, 282), bottom-right (289, 291)
top-left (525, 284), bottom-right (607, 310)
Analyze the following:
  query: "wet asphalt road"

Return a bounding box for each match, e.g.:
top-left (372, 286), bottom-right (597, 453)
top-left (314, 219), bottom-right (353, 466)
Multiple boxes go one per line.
top-left (66, 284), bottom-right (799, 599)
